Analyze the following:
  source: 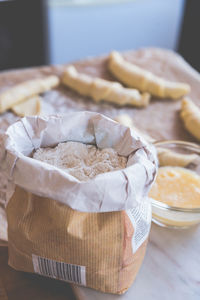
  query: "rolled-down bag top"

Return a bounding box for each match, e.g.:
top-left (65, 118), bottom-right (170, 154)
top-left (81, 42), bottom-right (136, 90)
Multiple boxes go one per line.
top-left (0, 111), bottom-right (157, 212)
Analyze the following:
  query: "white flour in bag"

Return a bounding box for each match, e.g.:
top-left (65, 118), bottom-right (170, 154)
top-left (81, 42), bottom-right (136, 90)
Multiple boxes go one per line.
top-left (33, 141), bottom-right (127, 181)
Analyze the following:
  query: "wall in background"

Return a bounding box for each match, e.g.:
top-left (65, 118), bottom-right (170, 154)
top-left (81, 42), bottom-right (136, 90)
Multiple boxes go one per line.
top-left (47, 0), bottom-right (185, 64)
top-left (0, 1), bottom-right (47, 71)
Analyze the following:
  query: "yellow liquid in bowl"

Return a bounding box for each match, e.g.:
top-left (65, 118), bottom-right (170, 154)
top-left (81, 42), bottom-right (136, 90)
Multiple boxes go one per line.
top-left (149, 166), bottom-right (200, 209)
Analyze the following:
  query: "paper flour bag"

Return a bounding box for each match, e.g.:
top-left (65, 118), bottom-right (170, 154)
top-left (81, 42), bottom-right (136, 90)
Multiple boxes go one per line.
top-left (0, 111), bottom-right (157, 294)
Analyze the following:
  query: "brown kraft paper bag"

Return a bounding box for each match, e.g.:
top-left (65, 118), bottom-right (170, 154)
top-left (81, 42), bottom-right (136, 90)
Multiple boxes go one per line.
top-left (0, 111), bottom-right (157, 294)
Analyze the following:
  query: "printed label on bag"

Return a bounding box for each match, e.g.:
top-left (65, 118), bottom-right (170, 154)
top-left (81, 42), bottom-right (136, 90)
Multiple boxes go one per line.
top-left (126, 198), bottom-right (151, 253)
top-left (32, 254), bottom-right (86, 286)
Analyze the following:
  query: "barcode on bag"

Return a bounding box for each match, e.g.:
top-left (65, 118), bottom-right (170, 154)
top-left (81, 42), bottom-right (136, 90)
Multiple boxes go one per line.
top-left (32, 254), bottom-right (86, 286)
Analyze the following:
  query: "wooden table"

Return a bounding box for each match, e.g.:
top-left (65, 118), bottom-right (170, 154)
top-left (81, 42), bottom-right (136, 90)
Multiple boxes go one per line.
top-left (0, 245), bottom-right (76, 300)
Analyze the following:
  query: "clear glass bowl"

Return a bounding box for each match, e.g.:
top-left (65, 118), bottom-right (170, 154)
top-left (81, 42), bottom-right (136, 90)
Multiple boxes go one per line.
top-left (150, 140), bottom-right (200, 229)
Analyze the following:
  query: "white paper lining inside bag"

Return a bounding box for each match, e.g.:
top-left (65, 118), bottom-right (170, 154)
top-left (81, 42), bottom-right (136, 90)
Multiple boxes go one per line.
top-left (0, 111), bottom-right (157, 213)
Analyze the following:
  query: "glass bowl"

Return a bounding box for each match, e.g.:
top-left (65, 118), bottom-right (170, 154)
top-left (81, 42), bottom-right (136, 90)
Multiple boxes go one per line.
top-left (150, 140), bottom-right (200, 229)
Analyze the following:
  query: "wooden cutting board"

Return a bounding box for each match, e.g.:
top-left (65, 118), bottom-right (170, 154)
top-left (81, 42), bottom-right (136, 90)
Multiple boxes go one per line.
top-left (0, 246), bottom-right (77, 300)
top-left (1, 48), bottom-right (200, 299)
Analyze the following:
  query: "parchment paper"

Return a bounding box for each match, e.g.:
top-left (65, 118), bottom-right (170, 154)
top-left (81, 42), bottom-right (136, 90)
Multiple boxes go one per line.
top-left (0, 47), bottom-right (200, 242)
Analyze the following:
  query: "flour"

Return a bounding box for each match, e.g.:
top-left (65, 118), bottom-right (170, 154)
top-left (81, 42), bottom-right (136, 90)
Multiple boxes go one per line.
top-left (33, 141), bottom-right (127, 181)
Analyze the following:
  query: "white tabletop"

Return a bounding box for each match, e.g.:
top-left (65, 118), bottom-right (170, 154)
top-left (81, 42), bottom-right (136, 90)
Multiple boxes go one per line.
top-left (73, 222), bottom-right (200, 300)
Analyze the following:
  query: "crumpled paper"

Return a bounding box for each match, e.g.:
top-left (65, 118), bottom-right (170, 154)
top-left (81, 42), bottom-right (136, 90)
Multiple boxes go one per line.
top-left (0, 111), bottom-right (157, 213)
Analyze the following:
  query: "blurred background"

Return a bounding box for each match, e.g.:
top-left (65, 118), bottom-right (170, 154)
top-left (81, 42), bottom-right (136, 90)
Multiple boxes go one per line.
top-left (0, 0), bottom-right (199, 71)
